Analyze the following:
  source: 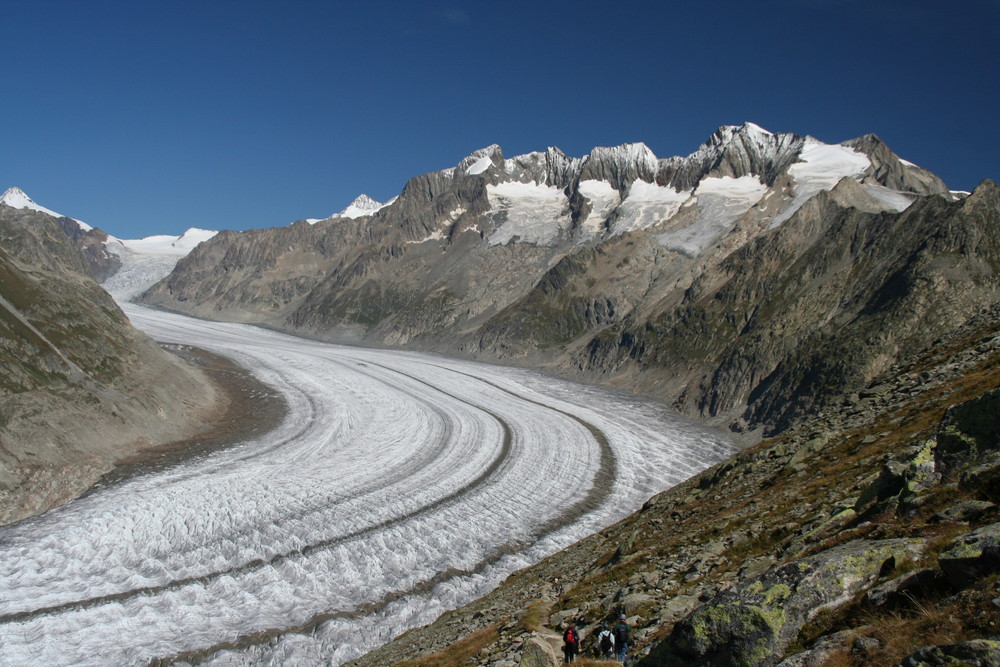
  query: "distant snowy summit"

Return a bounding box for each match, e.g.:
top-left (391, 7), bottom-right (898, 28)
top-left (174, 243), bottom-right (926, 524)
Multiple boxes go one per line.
top-left (1, 186), bottom-right (217, 251)
top-left (307, 194), bottom-right (394, 223)
top-left (1, 186), bottom-right (92, 229)
top-left (1, 186), bottom-right (221, 301)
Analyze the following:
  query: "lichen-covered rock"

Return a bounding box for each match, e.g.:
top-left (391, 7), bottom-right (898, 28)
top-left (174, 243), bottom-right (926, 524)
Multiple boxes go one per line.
top-left (901, 639), bottom-right (1000, 666)
top-left (935, 387), bottom-right (1000, 475)
top-left (854, 439), bottom-right (938, 513)
top-left (640, 538), bottom-right (924, 667)
top-left (959, 452), bottom-right (1000, 498)
top-left (863, 568), bottom-right (938, 607)
top-left (518, 635), bottom-right (560, 667)
top-left (937, 521), bottom-right (1000, 588)
top-left (934, 500), bottom-right (996, 523)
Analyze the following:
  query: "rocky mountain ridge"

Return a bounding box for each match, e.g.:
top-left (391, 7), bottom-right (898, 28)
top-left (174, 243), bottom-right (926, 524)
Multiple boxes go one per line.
top-left (0, 202), bottom-right (224, 525)
top-left (139, 123), bottom-right (983, 439)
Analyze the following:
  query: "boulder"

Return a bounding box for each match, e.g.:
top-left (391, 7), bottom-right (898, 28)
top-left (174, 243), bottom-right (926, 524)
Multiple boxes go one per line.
top-left (863, 568), bottom-right (938, 607)
top-left (935, 388), bottom-right (1000, 475)
top-left (933, 500), bottom-right (995, 523)
top-left (901, 639), bottom-right (1000, 666)
top-left (937, 521), bottom-right (1000, 588)
top-left (854, 440), bottom-right (937, 513)
top-left (959, 452), bottom-right (1000, 497)
top-left (774, 630), bottom-right (854, 667)
top-left (640, 538), bottom-right (925, 667)
top-left (518, 635), bottom-right (560, 667)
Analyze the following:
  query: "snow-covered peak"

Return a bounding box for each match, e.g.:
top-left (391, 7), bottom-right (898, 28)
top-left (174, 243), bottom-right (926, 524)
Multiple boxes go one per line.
top-left (457, 144), bottom-right (503, 175)
top-left (586, 142), bottom-right (659, 174)
top-left (338, 194), bottom-right (387, 219)
top-left (706, 122), bottom-right (776, 147)
top-left (1, 186), bottom-right (92, 230)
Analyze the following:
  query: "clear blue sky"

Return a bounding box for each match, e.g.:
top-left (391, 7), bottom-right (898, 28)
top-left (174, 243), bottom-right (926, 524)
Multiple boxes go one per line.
top-left (2, 0), bottom-right (997, 238)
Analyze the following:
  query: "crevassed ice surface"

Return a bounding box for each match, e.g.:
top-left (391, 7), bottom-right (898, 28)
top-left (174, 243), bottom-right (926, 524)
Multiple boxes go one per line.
top-left (657, 176), bottom-right (768, 257)
top-left (486, 181), bottom-right (572, 246)
top-left (0, 303), bottom-right (735, 666)
top-left (613, 180), bottom-right (692, 235)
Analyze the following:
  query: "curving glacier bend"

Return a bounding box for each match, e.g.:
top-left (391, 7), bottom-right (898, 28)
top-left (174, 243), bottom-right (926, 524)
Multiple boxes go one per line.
top-left (0, 303), bottom-right (735, 666)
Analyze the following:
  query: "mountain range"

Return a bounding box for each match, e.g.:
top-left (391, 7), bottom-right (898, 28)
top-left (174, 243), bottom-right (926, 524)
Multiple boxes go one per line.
top-left (136, 123), bottom-right (992, 439)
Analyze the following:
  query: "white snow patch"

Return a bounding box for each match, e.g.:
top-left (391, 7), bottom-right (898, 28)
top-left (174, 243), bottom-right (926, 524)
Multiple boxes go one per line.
top-left (612, 181), bottom-right (691, 235)
top-left (770, 139), bottom-right (871, 228)
top-left (743, 122), bottom-right (774, 136)
top-left (657, 176), bottom-right (767, 256)
top-left (1, 186), bottom-right (91, 230)
top-left (467, 156), bottom-right (494, 175)
top-left (576, 180), bottom-right (620, 239)
top-left (861, 184), bottom-right (916, 212)
top-left (486, 181), bottom-right (571, 246)
top-left (339, 194), bottom-right (387, 220)
top-left (407, 229), bottom-right (448, 244)
top-left (308, 195), bottom-right (392, 224)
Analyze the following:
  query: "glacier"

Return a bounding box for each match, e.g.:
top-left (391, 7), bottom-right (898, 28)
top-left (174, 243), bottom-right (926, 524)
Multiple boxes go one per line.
top-left (0, 246), bottom-right (736, 666)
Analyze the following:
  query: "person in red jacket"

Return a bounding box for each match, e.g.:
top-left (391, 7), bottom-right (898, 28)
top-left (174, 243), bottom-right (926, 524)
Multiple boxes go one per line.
top-left (562, 621), bottom-right (581, 663)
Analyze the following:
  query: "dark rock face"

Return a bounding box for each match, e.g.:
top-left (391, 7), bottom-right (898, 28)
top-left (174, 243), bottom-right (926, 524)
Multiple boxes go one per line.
top-left (843, 134), bottom-right (950, 195)
top-left (935, 387), bottom-right (1000, 475)
top-left (937, 522), bottom-right (1000, 588)
top-left (583, 180), bottom-right (1000, 433)
top-left (57, 218), bottom-right (122, 282)
top-left (0, 206), bottom-right (136, 392)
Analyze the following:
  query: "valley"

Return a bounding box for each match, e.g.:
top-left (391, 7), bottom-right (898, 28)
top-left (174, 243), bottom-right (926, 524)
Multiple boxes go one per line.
top-left (0, 300), bottom-right (733, 665)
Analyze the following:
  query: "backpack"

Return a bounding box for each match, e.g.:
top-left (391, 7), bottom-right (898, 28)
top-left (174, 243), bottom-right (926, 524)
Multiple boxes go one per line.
top-left (564, 627), bottom-right (576, 644)
top-left (614, 622), bottom-right (630, 645)
top-left (600, 631), bottom-right (613, 652)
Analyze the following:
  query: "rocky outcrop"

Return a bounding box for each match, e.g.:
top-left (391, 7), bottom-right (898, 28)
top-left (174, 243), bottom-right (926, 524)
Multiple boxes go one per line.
top-left (578, 179), bottom-right (1000, 433)
top-left (644, 539), bottom-right (925, 667)
top-left (517, 635), bottom-right (559, 667)
top-left (0, 204), bottom-right (222, 525)
top-left (937, 522), bottom-right (1000, 588)
top-left (902, 640), bottom-right (1000, 666)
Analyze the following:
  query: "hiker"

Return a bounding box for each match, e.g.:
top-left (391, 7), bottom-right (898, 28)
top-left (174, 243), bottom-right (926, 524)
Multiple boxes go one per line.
top-left (562, 621), bottom-right (581, 663)
top-left (596, 622), bottom-right (615, 658)
top-left (613, 613), bottom-right (631, 662)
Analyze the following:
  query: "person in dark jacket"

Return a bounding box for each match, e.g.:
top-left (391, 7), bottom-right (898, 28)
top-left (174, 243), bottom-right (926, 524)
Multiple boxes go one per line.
top-left (613, 613), bottom-right (631, 662)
